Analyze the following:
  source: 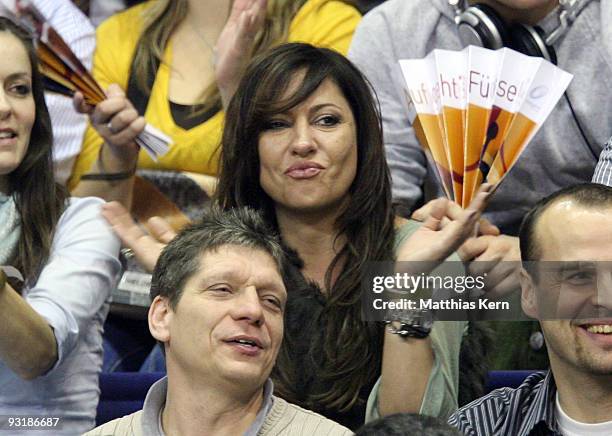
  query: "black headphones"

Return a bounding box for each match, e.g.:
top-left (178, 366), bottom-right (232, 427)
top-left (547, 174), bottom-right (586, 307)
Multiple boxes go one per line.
top-left (449, 0), bottom-right (599, 160)
top-left (450, 0), bottom-right (589, 64)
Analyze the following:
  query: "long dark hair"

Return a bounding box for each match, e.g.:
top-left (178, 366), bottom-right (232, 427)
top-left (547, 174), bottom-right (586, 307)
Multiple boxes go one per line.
top-left (1, 17), bottom-right (68, 282)
top-left (216, 43), bottom-right (395, 411)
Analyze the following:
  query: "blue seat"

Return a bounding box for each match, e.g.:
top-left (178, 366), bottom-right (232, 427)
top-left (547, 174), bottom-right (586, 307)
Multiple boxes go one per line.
top-left (485, 370), bottom-right (540, 393)
top-left (96, 372), bottom-right (165, 426)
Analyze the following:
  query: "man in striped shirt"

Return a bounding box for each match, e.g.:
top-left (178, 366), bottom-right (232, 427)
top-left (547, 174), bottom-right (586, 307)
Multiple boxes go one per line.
top-left (449, 183), bottom-right (612, 436)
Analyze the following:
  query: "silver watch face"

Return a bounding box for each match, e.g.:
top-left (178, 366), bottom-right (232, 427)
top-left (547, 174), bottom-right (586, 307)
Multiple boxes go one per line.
top-left (385, 308), bottom-right (434, 336)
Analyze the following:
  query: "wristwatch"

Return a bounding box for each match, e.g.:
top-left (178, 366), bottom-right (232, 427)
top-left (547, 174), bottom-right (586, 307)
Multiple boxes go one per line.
top-left (385, 307), bottom-right (434, 338)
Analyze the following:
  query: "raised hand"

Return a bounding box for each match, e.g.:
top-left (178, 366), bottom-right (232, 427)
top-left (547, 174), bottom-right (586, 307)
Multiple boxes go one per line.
top-left (215, 0), bottom-right (267, 108)
top-left (459, 234), bottom-right (522, 298)
top-left (411, 194), bottom-right (499, 236)
top-left (397, 184), bottom-right (494, 267)
top-left (101, 201), bottom-right (177, 273)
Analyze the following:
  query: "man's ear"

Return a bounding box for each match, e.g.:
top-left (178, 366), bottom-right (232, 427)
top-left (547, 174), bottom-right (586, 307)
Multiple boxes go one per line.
top-left (149, 295), bottom-right (172, 343)
top-left (520, 267), bottom-right (539, 319)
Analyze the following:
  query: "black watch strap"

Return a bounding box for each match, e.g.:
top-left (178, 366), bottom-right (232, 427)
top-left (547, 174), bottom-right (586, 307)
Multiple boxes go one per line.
top-left (386, 321), bottom-right (431, 338)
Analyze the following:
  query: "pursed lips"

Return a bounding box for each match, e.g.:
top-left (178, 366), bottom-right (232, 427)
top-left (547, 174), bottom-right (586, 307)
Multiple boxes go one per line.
top-left (284, 161), bottom-right (325, 179)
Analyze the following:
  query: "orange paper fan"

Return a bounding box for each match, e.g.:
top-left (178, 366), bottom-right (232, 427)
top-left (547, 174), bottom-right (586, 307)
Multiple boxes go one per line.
top-left (400, 46), bottom-right (572, 207)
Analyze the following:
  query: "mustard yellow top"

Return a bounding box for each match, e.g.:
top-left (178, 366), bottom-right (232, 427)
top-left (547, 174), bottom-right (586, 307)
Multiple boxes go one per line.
top-left (68, 0), bottom-right (361, 190)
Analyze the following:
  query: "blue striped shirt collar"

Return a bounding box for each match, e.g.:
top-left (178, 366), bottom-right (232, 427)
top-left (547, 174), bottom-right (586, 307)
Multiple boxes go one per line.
top-left (449, 370), bottom-right (562, 436)
top-left (514, 371), bottom-right (559, 436)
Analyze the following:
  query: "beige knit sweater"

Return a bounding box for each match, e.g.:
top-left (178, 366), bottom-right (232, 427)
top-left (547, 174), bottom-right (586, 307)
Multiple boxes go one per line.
top-left (84, 396), bottom-right (352, 435)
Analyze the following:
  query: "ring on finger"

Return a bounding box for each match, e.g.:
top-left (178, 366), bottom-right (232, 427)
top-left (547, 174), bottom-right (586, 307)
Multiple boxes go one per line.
top-left (106, 121), bottom-right (117, 134)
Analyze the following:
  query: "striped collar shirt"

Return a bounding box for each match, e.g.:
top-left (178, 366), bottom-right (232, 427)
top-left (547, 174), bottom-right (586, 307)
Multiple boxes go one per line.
top-left (593, 136), bottom-right (612, 187)
top-left (448, 371), bottom-right (561, 436)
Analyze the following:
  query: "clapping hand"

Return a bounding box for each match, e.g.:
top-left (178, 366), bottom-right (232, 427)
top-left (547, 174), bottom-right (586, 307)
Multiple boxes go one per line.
top-left (215, 0), bottom-right (267, 108)
top-left (101, 202), bottom-right (177, 273)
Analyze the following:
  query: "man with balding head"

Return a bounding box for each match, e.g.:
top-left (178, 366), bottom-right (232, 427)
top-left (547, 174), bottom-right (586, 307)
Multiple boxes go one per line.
top-left (349, 0), bottom-right (612, 372)
top-left (449, 183), bottom-right (612, 435)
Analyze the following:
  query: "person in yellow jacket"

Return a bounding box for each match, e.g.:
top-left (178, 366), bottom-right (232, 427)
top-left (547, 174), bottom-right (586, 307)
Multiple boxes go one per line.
top-left (68, 0), bottom-right (361, 207)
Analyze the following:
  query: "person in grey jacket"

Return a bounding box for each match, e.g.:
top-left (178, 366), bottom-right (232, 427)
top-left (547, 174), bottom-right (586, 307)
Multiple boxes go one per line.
top-left (349, 0), bottom-right (612, 370)
top-left (349, 0), bottom-right (611, 236)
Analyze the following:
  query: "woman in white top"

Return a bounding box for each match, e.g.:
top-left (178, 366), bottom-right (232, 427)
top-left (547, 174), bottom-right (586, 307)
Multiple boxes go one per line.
top-left (0, 17), bottom-right (120, 434)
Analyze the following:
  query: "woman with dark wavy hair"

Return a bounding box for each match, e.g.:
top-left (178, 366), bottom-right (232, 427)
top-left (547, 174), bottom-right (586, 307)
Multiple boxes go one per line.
top-left (0, 17), bottom-right (120, 433)
top-left (103, 42), bottom-right (491, 430)
top-left (215, 43), bottom-right (397, 426)
top-left (216, 42), bottom-right (493, 428)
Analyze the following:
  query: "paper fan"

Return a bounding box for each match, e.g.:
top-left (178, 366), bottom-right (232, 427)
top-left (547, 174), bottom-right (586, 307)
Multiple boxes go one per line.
top-left (400, 46), bottom-right (572, 207)
top-left (0, 0), bottom-right (170, 160)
